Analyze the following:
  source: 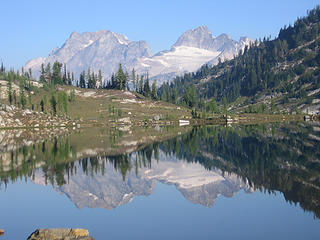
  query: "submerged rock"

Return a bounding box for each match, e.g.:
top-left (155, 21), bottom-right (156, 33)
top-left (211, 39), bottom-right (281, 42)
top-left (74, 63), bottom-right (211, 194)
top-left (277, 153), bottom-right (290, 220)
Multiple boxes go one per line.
top-left (27, 228), bottom-right (94, 240)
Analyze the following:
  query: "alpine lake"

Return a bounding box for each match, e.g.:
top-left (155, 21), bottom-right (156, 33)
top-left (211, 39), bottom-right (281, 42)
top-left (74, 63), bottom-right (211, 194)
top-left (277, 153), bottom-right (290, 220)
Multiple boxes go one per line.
top-left (0, 121), bottom-right (320, 239)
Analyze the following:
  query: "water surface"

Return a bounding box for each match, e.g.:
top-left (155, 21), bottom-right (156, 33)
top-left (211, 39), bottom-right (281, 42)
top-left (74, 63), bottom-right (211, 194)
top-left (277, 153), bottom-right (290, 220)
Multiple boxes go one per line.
top-left (0, 123), bottom-right (319, 239)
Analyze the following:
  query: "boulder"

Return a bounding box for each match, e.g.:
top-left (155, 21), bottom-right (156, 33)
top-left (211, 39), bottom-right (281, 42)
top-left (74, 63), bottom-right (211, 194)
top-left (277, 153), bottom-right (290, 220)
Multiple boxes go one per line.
top-left (27, 228), bottom-right (94, 240)
top-left (153, 114), bottom-right (162, 121)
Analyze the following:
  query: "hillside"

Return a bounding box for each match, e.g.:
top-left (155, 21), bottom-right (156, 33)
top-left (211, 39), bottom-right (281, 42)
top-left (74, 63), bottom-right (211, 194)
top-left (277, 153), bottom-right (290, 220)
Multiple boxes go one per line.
top-left (0, 78), bottom-right (191, 128)
top-left (160, 6), bottom-right (320, 115)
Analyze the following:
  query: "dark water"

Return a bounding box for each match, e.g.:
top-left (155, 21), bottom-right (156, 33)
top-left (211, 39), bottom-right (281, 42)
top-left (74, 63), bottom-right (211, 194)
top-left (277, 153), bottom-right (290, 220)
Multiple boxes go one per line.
top-left (0, 123), bottom-right (320, 239)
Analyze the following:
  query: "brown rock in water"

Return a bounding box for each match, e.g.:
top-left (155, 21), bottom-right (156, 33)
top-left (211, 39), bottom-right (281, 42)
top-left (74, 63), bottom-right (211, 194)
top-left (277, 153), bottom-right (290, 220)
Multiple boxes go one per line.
top-left (69, 229), bottom-right (89, 237)
top-left (27, 228), bottom-right (94, 240)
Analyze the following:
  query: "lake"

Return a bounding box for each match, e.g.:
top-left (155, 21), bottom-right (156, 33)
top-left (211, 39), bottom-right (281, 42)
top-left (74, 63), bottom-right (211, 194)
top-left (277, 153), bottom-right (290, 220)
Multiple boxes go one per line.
top-left (0, 122), bottom-right (319, 239)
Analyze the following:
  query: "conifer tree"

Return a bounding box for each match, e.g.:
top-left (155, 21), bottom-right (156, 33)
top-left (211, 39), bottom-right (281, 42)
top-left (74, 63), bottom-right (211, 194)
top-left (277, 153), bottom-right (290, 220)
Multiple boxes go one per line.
top-left (7, 75), bottom-right (13, 105)
top-left (39, 63), bottom-right (46, 83)
top-left (52, 61), bottom-right (63, 85)
top-left (45, 63), bottom-right (52, 84)
top-left (116, 63), bottom-right (125, 90)
top-left (151, 81), bottom-right (157, 100)
top-left (0, 62), bottom-right (5, 73)
top-left (67, 71), bottom-right (71, 85)
top-left (143, 74), bottom-right (151, 97)
top-left (40, 99), bottom-right (45, 112)
top-left (79, 71), bottom-right (86, 88)
top-left (19, 78), bottom-right (26, 109)
top-left (172, 86), bottom-right (178, 104)
top-left (50, 93), bottom-right (57, 115)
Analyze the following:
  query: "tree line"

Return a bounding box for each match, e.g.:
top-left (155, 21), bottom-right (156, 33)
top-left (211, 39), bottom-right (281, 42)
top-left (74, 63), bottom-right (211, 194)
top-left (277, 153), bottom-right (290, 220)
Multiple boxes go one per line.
top-left (39, 61), bottom-right (158, 100)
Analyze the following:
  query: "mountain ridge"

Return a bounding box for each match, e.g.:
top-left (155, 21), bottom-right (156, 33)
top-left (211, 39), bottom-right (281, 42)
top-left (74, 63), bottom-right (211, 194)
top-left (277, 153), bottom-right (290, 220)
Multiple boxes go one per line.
top-left (25, 26), bottom-right (252, 85)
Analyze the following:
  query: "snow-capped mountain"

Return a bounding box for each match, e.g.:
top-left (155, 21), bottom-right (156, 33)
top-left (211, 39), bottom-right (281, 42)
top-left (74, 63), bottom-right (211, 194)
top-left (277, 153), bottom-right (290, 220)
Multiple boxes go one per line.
top-left (25, 30), bottom-right (152, 81)
top-left (25, 26), bottom-right (252, 84)
top-left (134, 26), bottom-right (252, 82)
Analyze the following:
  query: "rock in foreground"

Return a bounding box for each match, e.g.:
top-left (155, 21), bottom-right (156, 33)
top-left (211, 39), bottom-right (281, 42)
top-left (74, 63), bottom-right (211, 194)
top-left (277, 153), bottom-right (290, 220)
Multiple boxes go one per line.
top-left (27, 228), bottom-right (94, 240)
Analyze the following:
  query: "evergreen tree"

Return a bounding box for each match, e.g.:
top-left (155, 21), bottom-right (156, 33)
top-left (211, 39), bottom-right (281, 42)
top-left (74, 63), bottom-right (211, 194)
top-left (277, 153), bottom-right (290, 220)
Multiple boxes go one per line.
top-left (116, 63), bottom-right (126, 90)
top-left (172, 86), bottom-right (178, 104)
top-left (45, 63), bottom-right (52, 84)
top-left (143, 74), bottom-right (151, 97)
top-left (39, 63), bottom-right (46, 83)
top-left (50, 93), bottom-right (57, 115)
top-left (40, 99), bottom-right (45, 112)
top-left (7, 73), bottom-right (13, 105)
top-left (87, 69), bottom-right (97, 89)
top-left (62, 63), bottom-right (67, 84)
top-left (67, 71), bottom-right (71, 85)
top-left (13, 90), bottom-right (17, 105)
top-left (19, 78), bottom-right (26, 109)
top-left (52, 61), bottom-right (63, 85)
top-left (79, 71), bottom-right (86, 88)
top-left (209, 98), bottom-right (217, 114)
top-left (151, 81), bottom-right (157, 100)
top-left (0, 62), bottom-right (5, 73)
top-left (183, 85), bottom-right (198, 108)
top-left (139, 75), bottom-right (144, 94)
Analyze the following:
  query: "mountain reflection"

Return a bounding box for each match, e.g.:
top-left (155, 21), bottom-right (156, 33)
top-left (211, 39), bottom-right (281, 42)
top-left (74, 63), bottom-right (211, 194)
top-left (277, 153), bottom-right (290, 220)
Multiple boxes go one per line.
top-left (0, 122), bottom-right (319, 218)
top-left (33, 152), bottom-right (252, 209)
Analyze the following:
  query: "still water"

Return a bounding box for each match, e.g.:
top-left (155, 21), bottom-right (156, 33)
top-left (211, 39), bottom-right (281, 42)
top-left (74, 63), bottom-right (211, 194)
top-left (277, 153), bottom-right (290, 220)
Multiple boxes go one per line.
top-left (0, 123), bottom-right (319, 239)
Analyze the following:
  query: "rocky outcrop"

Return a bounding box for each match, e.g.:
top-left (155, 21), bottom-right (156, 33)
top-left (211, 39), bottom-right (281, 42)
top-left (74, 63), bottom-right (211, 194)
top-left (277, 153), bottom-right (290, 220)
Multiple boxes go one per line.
top-left (27, 228), bottom-right (94, 240)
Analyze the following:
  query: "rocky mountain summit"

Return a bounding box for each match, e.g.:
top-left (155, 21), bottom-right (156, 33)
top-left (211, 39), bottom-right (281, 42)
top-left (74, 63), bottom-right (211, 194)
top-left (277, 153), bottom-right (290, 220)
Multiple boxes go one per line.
top-left (25, 26), bottom-right (252, 84)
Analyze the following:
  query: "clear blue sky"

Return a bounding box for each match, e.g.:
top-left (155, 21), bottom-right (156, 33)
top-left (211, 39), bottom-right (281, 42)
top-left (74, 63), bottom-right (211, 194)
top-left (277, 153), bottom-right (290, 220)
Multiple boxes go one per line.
top-left (1, 0), bottom-right (319, 69)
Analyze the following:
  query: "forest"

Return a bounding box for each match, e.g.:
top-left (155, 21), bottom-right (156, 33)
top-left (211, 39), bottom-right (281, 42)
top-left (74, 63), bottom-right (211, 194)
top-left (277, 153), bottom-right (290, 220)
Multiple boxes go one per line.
top-left (158, 6), bottom-right (320, 112)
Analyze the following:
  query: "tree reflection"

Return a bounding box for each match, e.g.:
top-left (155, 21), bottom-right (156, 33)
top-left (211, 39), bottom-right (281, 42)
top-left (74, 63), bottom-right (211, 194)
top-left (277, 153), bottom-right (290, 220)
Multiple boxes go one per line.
top-left (0, 123), bottom-right (319, 218)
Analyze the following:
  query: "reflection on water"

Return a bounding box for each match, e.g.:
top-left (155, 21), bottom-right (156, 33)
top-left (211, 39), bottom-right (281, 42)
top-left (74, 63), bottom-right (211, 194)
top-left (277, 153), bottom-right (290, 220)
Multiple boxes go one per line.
top-left (32, 153), bottom-right (252, 210)
top-left (1, 122), bottom-right (320, 218)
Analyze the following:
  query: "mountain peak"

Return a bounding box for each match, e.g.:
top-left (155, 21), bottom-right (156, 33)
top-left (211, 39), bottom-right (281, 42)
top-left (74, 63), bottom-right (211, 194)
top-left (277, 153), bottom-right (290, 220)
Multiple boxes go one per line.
top-left (173, 25), bottom-right (215, 49)
top-left (193, 25), bottom-right (211, 34)
top-left (69, 31), bottom-right (80, 39)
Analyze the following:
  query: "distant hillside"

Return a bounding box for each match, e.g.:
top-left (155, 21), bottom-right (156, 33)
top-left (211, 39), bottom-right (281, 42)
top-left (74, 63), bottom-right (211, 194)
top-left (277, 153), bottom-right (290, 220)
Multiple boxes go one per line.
top-left (160, 6), bottom-right (320, 114)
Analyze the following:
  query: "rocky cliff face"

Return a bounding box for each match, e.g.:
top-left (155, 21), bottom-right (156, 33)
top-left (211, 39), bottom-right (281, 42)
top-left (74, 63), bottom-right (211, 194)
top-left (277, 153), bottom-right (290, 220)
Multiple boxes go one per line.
top-left (25, 26), bottom-right (252, 84)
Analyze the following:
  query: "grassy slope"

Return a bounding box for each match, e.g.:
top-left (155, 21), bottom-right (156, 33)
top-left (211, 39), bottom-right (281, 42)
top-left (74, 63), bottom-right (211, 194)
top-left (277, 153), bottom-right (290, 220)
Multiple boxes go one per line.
top-left (0, 82), bottom-right (192, 125)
